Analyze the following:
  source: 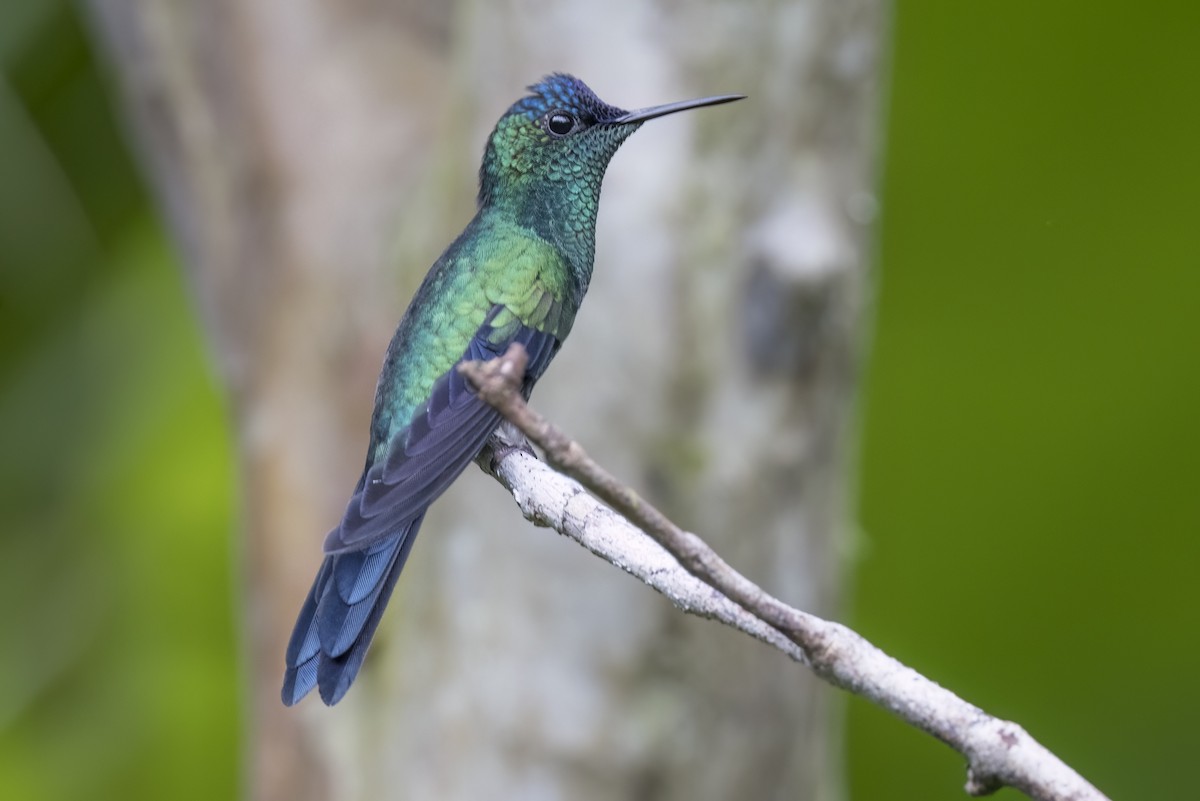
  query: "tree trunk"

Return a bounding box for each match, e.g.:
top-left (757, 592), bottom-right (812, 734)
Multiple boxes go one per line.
top-left (84, 1), bottom-right (885, 798)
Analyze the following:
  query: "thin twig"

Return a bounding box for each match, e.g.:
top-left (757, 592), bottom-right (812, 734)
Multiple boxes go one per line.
top-left (459, 344), bottom-right (1110, 801)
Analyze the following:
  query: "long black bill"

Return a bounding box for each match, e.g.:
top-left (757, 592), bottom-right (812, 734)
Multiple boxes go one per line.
top-left (611, 93), bottom-right (745, 125)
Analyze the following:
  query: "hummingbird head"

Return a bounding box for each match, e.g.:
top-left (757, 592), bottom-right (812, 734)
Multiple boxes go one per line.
top-left (477, 74), bottom-right (742, 210)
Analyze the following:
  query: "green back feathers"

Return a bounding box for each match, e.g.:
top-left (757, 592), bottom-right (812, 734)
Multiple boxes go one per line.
top-left (369, 215), bottom-right (573, 458)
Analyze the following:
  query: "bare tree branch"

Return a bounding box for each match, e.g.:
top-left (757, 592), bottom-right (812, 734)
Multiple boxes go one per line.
top-left (475, 441), bottom-right (809, 665)
top-left (460, 345), bottom-right (1111, 801)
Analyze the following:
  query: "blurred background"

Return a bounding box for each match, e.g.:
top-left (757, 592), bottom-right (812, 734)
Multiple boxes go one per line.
top-left (1, 1), bottom-right (1195, 800)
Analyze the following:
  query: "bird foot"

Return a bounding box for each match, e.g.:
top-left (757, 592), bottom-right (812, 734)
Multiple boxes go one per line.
top-left (489, 420), bottom-right (538, 470)
top-left (490, 438), bottom-right (537, 471)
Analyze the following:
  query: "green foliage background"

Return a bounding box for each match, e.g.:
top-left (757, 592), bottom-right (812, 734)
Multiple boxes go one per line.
top-left (0, 2), bottom-right (1194, 799)
top-left (0, 4), bottom-right (237, 799)
top-left (851, 3), bottom-right (1199, 799)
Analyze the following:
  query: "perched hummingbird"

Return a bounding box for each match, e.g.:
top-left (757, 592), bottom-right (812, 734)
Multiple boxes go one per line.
top-left (282, 74), bottom-right (743, 706)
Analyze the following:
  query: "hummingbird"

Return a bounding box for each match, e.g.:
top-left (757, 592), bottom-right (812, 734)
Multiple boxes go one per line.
top-left (282, 73), bottom-right (743, 706)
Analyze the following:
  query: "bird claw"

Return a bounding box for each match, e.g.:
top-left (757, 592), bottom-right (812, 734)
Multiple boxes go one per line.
top-left (490, 438), bottom-right (537, 471)
top-left (489, 420), bottom-right (537, 470)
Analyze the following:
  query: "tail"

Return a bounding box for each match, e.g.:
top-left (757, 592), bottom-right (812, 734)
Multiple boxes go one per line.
top-left (281, 513), bottom-right (426, 706)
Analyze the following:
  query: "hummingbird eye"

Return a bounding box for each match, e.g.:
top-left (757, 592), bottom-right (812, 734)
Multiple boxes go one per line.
top-left (545, 111), bottom-right (578, 137)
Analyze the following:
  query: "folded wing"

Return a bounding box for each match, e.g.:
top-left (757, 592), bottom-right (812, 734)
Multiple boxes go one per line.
top-left (283, 302), bottom-right (562, 705)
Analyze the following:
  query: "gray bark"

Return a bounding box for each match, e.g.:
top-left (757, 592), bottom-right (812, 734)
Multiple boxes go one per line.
top-left (84, 1), bottom-right (885, 799)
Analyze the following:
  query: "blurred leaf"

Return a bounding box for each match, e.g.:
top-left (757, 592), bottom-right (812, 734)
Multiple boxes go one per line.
top-left (0, 4), bottom-right (239, 800)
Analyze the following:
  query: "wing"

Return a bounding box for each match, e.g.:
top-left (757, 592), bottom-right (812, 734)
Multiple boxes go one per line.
top-left (322, 303), bottom-right (562, 554)
top-left (284, 304), bottom-right (563, 705)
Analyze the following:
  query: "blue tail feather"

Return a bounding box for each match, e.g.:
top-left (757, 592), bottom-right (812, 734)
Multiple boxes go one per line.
top-left (281, 514), bottom-right (425, 706)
